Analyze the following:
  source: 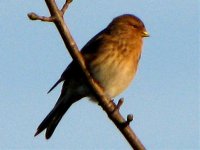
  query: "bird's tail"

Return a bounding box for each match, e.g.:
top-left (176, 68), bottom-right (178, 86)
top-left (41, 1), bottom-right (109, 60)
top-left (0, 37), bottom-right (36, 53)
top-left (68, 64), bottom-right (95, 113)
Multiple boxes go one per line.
top-left (34, 97), bottom-right (73, 139)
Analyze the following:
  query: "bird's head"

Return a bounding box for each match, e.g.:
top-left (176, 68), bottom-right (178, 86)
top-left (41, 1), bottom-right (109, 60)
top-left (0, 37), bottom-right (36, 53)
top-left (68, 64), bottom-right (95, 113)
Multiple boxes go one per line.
top-left (108, 14), bottom-right (149, 38)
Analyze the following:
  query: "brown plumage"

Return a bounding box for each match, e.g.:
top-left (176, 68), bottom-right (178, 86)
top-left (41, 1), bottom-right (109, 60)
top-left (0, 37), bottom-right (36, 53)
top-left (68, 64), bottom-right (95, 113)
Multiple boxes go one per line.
top-left (34, 14), bottom-right (149, 139)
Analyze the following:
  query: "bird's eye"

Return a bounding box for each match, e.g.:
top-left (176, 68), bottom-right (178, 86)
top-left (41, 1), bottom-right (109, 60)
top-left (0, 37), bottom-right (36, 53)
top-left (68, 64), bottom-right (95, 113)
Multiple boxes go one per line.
top-left (132, 25), bottom-right (138, 28)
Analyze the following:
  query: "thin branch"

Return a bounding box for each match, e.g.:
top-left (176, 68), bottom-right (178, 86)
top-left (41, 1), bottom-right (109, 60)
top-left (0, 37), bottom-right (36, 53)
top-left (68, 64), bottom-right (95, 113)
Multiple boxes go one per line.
top-left (28, 0), bottom-right (146, 149)
top-left (61, 0), bottom-right (72, 15)
top-left (28, 12), bottom-right (55, 22)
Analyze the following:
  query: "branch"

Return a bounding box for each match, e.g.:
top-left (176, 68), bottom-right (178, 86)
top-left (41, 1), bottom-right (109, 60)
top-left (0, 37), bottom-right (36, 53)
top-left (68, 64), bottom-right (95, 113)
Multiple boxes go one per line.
top-left (61, 0), bottom-right (72, 14)
top-left (28, 0), bottom-right (146, 149)
top-left (28, 12), bottom-right (55, 22)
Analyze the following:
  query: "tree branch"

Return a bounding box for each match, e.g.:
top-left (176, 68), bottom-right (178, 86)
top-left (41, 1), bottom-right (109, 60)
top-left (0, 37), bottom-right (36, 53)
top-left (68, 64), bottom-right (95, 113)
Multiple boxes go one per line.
top-left (61, 0), bottom-right (72, 14)
top-left (28, 0), bottom-right (146, 149)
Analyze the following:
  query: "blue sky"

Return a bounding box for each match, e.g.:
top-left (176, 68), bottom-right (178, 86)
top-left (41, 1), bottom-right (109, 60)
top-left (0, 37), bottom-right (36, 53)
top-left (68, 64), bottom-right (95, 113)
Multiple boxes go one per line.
top-left (0, 0), bottom-right (199, 149)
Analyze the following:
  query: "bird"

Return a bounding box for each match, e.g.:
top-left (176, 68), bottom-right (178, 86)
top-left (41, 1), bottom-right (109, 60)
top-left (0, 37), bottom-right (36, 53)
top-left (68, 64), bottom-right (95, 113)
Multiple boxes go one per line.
top-left (34, 14), bottom-right (149, 139)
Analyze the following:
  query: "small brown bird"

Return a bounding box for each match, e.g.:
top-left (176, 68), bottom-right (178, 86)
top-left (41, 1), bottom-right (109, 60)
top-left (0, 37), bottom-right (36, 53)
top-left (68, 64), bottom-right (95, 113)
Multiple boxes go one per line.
top-left (34, 14), bottom-right (149, 139)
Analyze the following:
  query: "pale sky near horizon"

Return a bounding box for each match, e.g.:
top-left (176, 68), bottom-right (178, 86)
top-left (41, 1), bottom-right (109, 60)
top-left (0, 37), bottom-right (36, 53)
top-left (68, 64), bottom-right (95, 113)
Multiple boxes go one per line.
top-left (0, 1), bottom-right (199, 149)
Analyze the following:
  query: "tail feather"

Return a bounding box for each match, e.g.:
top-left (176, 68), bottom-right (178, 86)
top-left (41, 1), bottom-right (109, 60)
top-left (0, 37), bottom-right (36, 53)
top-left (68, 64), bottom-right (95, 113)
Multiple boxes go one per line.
top-left (45, 114), bottom-right (63, 139)
top-left (34, 99), bottom-right (73, 139)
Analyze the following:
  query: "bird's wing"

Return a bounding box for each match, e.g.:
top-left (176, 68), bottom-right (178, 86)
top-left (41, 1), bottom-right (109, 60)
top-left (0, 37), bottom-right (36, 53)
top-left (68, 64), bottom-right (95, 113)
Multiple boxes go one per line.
top-left (47, 63), bottom-right (74, 93)
top-left (48, 28), bottom-right (108, 94)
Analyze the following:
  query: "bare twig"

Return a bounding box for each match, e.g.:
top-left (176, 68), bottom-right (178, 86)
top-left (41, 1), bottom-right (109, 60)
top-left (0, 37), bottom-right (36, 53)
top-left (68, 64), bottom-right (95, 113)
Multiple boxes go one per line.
top-left (61, 0), bottom-right (72, 14)
top-left (28, 12), bottom-right (55, 22)
top-left (28, 0), bottom-right (146, 149)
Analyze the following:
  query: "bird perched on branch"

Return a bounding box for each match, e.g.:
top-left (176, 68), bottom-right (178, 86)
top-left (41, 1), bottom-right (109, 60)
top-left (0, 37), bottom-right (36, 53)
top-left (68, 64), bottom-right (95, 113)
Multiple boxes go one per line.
top-left (35, 14), bottom-right (149, 139)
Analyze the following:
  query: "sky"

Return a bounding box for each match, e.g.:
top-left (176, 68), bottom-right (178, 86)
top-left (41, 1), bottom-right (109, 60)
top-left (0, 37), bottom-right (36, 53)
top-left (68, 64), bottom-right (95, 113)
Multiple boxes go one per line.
top-left (0, 0), bottom-right (199, 150)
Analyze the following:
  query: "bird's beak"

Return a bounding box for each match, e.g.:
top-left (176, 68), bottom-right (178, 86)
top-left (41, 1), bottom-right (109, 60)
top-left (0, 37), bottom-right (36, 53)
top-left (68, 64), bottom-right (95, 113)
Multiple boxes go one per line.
top-left (142, 31), bottom-right (150, 37)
